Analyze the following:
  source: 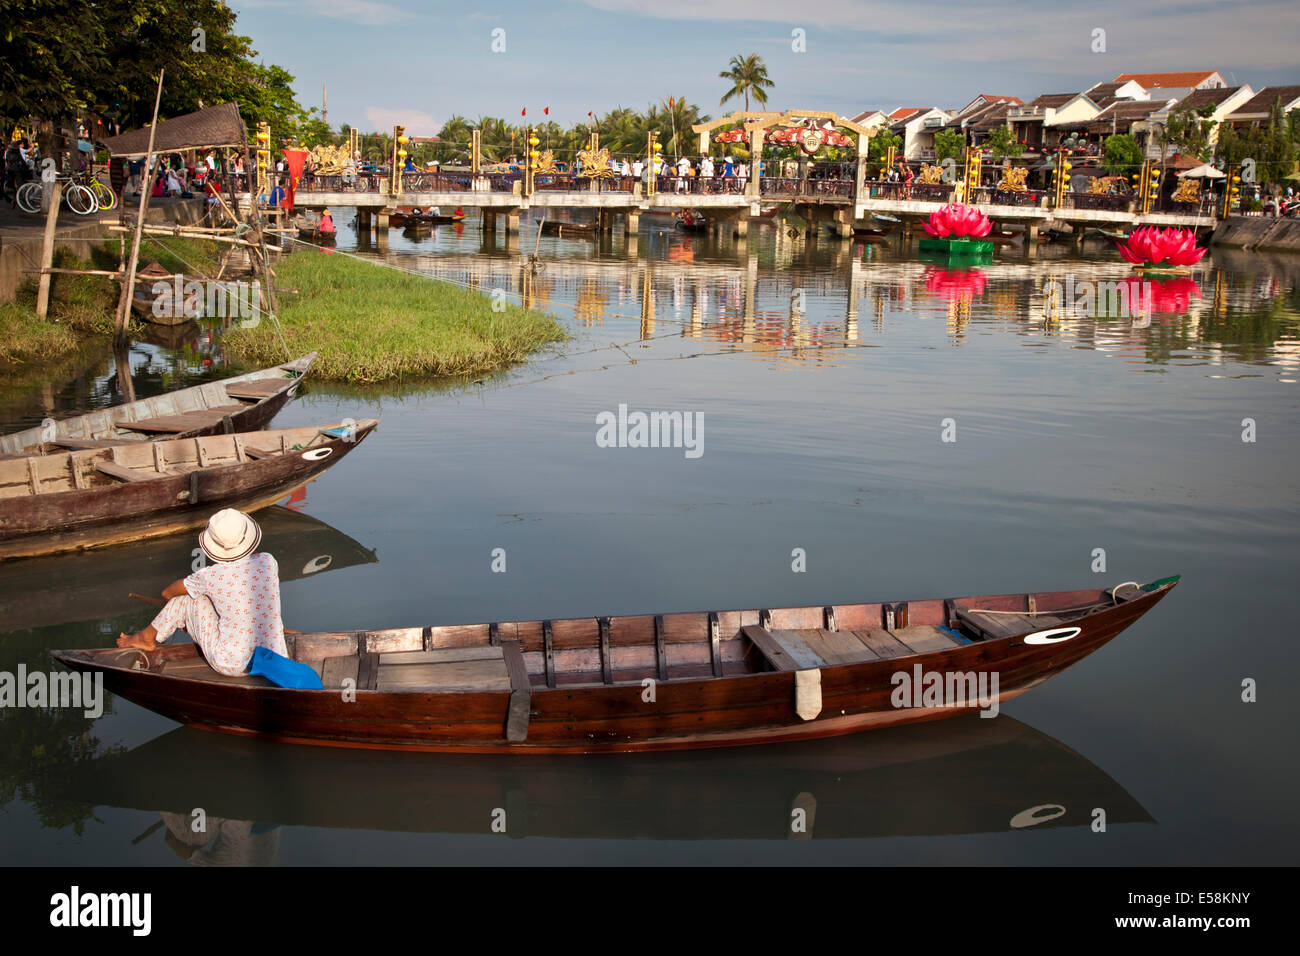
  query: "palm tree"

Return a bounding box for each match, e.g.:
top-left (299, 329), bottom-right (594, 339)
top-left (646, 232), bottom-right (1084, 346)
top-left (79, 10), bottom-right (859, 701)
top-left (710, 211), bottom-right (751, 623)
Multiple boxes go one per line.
top-left (719, 54), bottom-right (773, 113)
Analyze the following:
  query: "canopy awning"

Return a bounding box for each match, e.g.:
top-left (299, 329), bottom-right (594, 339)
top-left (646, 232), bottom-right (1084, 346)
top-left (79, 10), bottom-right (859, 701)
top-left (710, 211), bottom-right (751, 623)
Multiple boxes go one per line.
top-left (1178, 163), bottom-right (1225, 179)
top-left (100, 103), bottom-right (247, 158)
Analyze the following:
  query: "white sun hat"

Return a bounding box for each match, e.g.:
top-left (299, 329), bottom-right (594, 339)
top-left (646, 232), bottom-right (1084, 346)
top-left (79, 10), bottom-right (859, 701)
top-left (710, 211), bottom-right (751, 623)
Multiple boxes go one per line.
top-left (198, 509), bottom-right (262, 563)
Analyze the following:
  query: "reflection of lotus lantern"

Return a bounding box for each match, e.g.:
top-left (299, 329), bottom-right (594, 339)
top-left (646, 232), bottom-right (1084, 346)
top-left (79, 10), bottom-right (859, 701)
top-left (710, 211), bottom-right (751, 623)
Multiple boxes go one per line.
top-left (924, 267), bottom-right (989, 300)
top-left (1116, 227), bottom-right (1206, 270)
top-left (1120, 276), bottom-right (1201, 314)
top-left (922, 203), bottom-right (993, 239)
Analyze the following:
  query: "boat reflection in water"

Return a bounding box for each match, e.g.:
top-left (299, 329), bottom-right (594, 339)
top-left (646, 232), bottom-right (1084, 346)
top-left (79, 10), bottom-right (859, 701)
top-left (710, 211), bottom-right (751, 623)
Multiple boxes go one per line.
top-left (71, 713), bottom-right (1150, 862)
top-left (0, 505), bottom-right (377, 633)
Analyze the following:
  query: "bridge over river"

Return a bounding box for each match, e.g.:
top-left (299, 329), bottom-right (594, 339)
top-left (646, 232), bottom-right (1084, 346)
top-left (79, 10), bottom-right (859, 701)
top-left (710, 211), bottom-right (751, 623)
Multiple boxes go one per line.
top-left (269, 108), bottom-right (1217, 242)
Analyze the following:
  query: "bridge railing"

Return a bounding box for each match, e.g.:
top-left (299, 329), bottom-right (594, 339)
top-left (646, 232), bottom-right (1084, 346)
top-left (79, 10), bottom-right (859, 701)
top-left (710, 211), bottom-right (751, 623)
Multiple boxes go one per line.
top-left (968, 187), bottom-right (1047, 208)
top-left (1064, 193), bottom-right (1132, 213)
top-left (655, 175), bottom-right (747, 195)
top-left (402, 171), bottom-right (474, 191)
top-left (862, 181), bottom-right (955, 202)
top-left (299, 173), bottom-right (384, 193)
top-left (760, 177), bottom-right (853, 199)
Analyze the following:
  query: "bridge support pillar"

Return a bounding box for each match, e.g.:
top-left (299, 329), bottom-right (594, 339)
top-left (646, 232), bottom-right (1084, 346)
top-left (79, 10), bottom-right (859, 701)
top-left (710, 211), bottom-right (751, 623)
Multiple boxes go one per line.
top-left (625, 210), bottom-right (639, 235)
top-left (356, 209), bottom-right (371, 233)
top-left (832, 208), bottom-right (853, 239)
top-left (505, 210), bottom-right (520, 234)
top-left (733, 216), bottom-right (748, 238)
top-left (1072, 224), bottom-right (1085, 248)
top-left (482, 208), bottom-right (496, 234)
top-left (1025, 223), bottom-right (1039, 245)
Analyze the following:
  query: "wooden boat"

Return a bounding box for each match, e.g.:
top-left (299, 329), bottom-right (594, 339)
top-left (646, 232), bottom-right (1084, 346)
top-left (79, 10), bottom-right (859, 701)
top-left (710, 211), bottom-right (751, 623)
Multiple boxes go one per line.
top-left (61, 716), bottom-right (1150, 842)
top-left (0, 354), bottom-right (316, 458)
top-left (0, 419), bottom-right (377, 561)
top-left (0, 505), bottom-right (377, 633)
top-left (129, 262), bottom-right (204, 325)
top-left (389, 207), bottom-right (465, 227)
top-left (675, 213), bottom-right (708, 233)
top-left (52, 576), bottom-right (1179, 753)
top-left (539, 219), bottom-right (597, 238)
top-left (297, 225), bottom-right (337, 245)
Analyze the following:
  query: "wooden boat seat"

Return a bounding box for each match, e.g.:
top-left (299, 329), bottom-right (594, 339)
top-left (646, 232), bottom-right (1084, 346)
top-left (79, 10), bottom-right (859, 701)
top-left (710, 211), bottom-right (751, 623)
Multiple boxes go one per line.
top-left (95, 460), bottom-right (156, 482)
top-left (743, 624), bottom-right (964, 670)
top-left (121, 404), bottom-right (248, 434)
top-left (955, 608), bottom-right (1065, 641)
top-left (224, 379), bottom-right (291, 401)
top-left (315, 646), bottom-right (512, 692)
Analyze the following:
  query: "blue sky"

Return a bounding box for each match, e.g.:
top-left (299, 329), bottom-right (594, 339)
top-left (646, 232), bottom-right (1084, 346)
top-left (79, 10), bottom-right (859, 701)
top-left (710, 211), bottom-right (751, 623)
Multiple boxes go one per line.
top-left (231, 0), bottom-right (1300, 135)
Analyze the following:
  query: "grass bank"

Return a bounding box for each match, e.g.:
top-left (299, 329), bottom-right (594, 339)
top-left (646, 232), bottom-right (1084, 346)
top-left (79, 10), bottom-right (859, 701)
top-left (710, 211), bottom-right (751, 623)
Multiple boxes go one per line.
top-left (0, 237), bottom-right (221, 367)
top-left (224, 249), bottom-right (567, 383)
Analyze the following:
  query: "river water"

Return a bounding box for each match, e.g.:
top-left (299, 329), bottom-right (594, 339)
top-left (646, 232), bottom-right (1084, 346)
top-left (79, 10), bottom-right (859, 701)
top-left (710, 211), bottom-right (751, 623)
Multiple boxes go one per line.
top-left (2, 213), bottom-right (1297, 864)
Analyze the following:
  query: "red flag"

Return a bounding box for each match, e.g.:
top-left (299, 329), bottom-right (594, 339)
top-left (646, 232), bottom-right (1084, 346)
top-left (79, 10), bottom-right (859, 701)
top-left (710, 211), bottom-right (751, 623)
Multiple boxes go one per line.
top-left (588, 110), bottom-right (594, 118)
top-left (668, 96), bottom-right (674, 108)
top-left (521, 107), bottom-right (526, 116)
top-left (543, 106), bottom-right (549, 115)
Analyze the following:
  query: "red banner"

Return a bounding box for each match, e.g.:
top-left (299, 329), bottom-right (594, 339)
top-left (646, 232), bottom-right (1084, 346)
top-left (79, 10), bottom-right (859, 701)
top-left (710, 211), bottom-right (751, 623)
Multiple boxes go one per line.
top-left (283, 148), bottom-right (307, 212)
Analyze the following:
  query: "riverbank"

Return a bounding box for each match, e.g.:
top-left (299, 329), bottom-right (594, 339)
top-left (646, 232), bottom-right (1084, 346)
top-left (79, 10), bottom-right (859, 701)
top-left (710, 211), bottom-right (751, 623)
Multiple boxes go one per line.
top-left (0, 236), bottom-right (220, 368)
top-left (224, 248), bottom-right (566, 383)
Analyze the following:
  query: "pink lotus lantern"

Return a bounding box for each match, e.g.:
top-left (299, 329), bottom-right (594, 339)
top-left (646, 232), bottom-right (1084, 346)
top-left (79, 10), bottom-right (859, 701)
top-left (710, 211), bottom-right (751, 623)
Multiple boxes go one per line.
top-left (1116, 227), bottom-right (1206, 270)
top-left (922, 203), bottom-right (993, 239)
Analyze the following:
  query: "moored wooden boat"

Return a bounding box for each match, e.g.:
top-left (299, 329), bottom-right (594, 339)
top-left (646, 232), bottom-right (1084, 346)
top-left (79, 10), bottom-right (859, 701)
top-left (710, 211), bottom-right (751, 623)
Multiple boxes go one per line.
top-left (539, 219), bottom-right (597, 238)
top-left (130, 262), bottom-right (203, 325)
top-left (0, 354), bottom-right (316, 458)
top-left (52, 576), bottom-right (1179, 754)
top-left (0, 419), bottom-right (378, 560)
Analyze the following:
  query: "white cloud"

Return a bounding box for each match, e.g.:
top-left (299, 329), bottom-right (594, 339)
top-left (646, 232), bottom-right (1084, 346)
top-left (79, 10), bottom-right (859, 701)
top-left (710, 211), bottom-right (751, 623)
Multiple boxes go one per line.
top-left (364, 107), bottom-right (441, 137)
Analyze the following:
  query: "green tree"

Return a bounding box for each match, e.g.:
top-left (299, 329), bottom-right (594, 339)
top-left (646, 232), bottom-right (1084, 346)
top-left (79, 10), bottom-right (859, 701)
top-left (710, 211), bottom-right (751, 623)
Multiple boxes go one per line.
top-left (867, 128), bottom-right (902, 175)
top-left (1157, 105), bottom-right (1217, 164)
top-left (718, 54), bottom-right (773, 112)
top-left (933, 128), bottom-right (964, 165)
top-left (985, 126), bottom-right (1021, 162)
top-left (1103, 133), bottom-right (1144, 176)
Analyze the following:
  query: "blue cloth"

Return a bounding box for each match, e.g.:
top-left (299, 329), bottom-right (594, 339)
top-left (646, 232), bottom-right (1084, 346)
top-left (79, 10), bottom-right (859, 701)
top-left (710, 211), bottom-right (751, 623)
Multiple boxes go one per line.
top-left (248, 646), bottom-right (324, 689)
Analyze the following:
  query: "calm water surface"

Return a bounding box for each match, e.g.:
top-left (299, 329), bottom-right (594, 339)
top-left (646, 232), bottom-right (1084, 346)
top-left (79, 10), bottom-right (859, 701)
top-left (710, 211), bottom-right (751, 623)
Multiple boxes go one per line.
top-left (2, 214), bottom-right (1297, 864)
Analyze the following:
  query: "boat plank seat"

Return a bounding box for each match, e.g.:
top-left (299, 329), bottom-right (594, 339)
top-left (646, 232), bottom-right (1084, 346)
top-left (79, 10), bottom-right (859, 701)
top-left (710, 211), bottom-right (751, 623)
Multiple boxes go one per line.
top-left (850, 629), bottom-right (915, 659)
top-left (224, 379), bottom-right (290, 401)
top-left (321, 655), bottom-right (359, 689)
top-left (742, 626), bottom-right (825, 671)
top-left (120, 405), bottom-right (248, 434)
top-left (787, 628), bottom-right (882, 664)
top-left (955, 608), bottom-right (1065, 641)
top-left (891, 625), bottom-right (962, 654)
top-left (157, 656), bottom-right (274, 686)
top-left (375, 656), bottom-right (511, 692)
top-left (95, 460), bottom-right (157, 483)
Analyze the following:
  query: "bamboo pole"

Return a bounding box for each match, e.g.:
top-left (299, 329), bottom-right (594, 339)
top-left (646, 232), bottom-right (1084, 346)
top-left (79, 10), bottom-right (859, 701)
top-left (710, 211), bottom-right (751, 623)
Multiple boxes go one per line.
top-left (34, 182), bottom-right (64, 320)
top-left (116, 70), bottom-right (165, 339)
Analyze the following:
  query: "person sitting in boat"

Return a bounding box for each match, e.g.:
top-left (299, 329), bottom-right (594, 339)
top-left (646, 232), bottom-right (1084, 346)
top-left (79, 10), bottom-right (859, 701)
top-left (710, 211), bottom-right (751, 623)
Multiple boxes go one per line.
top-left (117, 509), bottom-right (287, 677)
top-left (318, 208), bottom-right (335, 234)
top-left (453, 206), bottom-right (464, 220)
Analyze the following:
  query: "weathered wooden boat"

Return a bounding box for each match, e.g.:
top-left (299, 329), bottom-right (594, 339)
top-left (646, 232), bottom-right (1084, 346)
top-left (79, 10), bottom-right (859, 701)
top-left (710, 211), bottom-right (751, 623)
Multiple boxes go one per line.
top-left (130, 262), bottom-right (203, 325)
top-left (297, 225), bottom-right (337, 245)
top-left (0, 419), bottom-right (377, 561)
top-left (52, 576), bottom-right (1179, 753)
top-left (539, 219), bottom-right (597, 238)
top-left (389, 207), bottom-right (465, 227)
top-left (0, 354), bottom-right (316, 458)
top-left (61, 716), bottom-right (1151, 842)
top-left (0, 505), bottom-right (377, 632)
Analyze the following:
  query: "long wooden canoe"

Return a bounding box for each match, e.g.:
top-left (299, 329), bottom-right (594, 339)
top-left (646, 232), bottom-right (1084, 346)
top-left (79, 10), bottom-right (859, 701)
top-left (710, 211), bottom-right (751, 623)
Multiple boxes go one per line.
top-left (0, 354), bottom-right (316, 458)
top-left (0, 419), bottom-right (377, 560)
top-left (53, 576), bottom-right (1178, 754)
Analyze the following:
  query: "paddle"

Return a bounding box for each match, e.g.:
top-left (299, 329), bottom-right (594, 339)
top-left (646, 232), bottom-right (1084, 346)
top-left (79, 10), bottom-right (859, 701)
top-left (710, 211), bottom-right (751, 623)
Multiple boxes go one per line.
top-left (128, 593), bottom-right (301, 634)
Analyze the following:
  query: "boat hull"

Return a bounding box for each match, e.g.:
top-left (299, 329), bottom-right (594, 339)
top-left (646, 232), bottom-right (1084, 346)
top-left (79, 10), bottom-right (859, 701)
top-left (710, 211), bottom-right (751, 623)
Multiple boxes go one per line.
top-left (53, 579), bottom-right (1176, 754)
top-left (0, 421), bottom-right (376, 560)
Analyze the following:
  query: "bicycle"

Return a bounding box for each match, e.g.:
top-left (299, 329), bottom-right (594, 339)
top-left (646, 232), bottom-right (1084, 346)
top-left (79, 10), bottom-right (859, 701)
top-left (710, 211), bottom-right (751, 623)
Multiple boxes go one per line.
top-left (14, 174), bottom-right (102, 216)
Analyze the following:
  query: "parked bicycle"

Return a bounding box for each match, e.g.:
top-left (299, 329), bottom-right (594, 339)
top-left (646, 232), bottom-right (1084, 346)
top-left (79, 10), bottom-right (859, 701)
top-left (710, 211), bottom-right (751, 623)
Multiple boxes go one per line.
top-left (14, 171), bottom-right (114, 216)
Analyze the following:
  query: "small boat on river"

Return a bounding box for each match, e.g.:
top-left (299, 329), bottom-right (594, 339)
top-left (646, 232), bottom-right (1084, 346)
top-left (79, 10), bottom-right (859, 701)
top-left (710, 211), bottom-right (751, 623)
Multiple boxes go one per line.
top-left (52, 576), bottom-right (1179, 753)
top-left (0, 419), bottom-right (377, 560)
top-left (539, 219), bottom-right (597, 238)
top-left (0, 354), bottom-right (316, 459)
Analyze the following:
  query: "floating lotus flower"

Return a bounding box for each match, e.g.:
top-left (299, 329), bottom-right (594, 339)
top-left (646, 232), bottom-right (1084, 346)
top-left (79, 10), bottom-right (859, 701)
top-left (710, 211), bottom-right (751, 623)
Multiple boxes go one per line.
top-left (1116, 227), bottom-right (1206, 269)
top-left (922, 203), bottom-right (993, 239)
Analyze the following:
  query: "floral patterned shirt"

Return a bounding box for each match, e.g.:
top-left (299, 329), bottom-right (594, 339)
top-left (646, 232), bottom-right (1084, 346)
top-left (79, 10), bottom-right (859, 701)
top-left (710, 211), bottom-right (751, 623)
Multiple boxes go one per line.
top-left (183, 553), bottom-right (287, 662)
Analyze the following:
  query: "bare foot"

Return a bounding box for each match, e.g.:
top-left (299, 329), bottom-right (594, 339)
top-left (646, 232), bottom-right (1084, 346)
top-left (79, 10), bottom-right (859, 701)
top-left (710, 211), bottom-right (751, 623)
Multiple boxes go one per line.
top-left (117, 631), bottom-right (157, 651)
